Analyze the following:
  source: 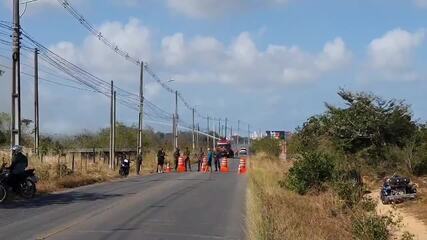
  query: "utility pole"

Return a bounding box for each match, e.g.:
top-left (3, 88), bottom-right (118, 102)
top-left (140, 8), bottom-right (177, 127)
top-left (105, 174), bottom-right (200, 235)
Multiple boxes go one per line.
top-left (225, 118), bottom-right (228, 139)
top-left (34, 48), bottom-right (39, 155)
top-left (11, 0), bottom-right (21, 148)
top-left (138, 61), bottom-right (144, 157)
top-left (212, 120), bottom-right (216, 150)
top-left (113, 90), bottom-right (116, 169)
top-left (230, 126), bottom-right (233, 144)
top-left (237, 120), bottom-right (240, 146)
top-left (218, 119), bottom-right (221, 138)
top-left (174, 90), bottom-right (178, 149)
top-left (196, 123), bottom-right (199, 150)
top-left (172, 115), bottom-right (175, 150)
top-left (109, 81), bottom-right (114, 169)
top-left (248, 124), bottom-right (250, 146)
top-left (206, 116), bottom-right (210, 148)
top-left (192, 108), bottom-right (195, 151)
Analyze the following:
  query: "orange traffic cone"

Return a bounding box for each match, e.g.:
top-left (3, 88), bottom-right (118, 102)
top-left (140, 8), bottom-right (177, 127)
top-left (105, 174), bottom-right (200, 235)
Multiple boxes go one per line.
top-left (220, 158), bottom-right (229, 173)
top-left (165, 163), bottom-right (172, 173)
top-left (238, 157), bottom-right (247, 174)
top-left (202, 157), bottom-right (210, 173)
top-left (177, 156), bottom-right (186, 173)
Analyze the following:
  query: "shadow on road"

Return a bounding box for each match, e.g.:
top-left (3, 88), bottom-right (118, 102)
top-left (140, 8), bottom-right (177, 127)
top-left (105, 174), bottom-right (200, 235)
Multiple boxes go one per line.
top-left (0, 191), bottom-right (124, 209)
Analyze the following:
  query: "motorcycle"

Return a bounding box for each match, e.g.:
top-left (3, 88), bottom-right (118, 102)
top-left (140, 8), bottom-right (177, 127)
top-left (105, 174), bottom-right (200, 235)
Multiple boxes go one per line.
top-left (119, 159), bottom-right (130, 177)
top-left (0, 162), bottom-right (38, 203)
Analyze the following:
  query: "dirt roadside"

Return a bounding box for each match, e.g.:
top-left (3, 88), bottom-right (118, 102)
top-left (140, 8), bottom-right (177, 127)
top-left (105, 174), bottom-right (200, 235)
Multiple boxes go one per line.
top-left (370, 191), bottom-right (427, 240)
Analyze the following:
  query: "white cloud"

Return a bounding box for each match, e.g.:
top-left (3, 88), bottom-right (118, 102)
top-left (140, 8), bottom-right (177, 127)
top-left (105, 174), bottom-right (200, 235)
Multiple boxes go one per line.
top-left (367, 28), bottom-right (425, 80)
top-left (166, 0), bottom-right (289, 18)
top-left (414, 0), bottom-right (427, 8)
top-left (161, 32), bottom-right (352, 86)
top-left (50, 18), bottom-right (152, 87)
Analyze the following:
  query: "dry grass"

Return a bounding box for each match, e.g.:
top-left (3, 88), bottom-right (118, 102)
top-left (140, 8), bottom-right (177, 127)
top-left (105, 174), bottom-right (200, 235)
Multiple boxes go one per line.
top-left (27, 152), bottom-right (160, 194)
top-left (247, 153), bottom-right (353, 240)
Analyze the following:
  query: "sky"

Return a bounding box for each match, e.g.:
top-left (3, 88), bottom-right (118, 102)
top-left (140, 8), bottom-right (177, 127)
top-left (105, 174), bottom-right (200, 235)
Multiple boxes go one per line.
top-left (0, 0), bottom-right (426, 136)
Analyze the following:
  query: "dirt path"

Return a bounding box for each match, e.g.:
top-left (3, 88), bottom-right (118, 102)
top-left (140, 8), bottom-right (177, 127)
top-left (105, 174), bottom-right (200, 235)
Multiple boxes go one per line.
top-left (371, 191), bottom-right (427, 240)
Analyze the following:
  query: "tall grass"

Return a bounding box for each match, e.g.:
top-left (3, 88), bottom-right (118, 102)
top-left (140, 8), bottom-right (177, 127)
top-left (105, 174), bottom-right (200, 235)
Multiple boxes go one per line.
top-left (247, 153), bottom-right (353, 240)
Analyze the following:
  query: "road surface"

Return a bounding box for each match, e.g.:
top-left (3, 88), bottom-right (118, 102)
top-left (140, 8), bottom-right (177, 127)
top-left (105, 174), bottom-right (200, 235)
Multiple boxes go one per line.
top-left (0, 159), bottom-right (247, 240)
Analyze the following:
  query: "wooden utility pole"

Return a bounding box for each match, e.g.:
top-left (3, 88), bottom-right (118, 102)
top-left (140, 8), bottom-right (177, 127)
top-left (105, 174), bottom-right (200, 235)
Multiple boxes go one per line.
top-left (174, 90), bottom-right (178, 149)
top-left (34, 48), bottom-right (39, 155)
top-left (237, 120), bottom-right (240, 145)
top-left (218, 119), bottom-right (221, 138)
top-left (109, 81), bottom-right (114, 169)
top-left (206, 116), bottom-right (210, 148)
top-left (248, 124), bottom-right (250, 145)
top-left (11, 0), bottom-right (21, 148)
top-left (172, 114), bottom-right (176, 150)
top-left (225, 118), bottom-right (228, 139)
top-left (212, 120), bottom-right (216, 150)
top-left (138, 61), bottom-right (144, 156)
top-left (196, 123), bottom-right (200, 150)
top-left (113, 90), bottom-right (116, 170)
top-left (192, 108), bottom-right (195, 151)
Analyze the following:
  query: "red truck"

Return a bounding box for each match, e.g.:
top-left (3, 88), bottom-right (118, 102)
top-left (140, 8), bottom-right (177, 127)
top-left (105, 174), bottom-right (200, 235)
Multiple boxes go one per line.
top-left (216, 138), bottom-right (234, 158)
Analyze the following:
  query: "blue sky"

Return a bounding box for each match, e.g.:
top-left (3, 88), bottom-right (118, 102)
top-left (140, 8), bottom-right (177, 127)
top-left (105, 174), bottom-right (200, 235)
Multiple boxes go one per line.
top-left (0, 0), bottom-right (426, 136)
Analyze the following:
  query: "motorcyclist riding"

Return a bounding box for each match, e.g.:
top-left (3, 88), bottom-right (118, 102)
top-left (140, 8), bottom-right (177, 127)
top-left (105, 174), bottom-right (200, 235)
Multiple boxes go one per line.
top-left (7, 145), bottom-right (28, 185)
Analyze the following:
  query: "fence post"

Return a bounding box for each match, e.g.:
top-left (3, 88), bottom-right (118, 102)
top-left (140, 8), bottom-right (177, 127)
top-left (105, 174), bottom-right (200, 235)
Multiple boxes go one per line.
top-left (71, 153), bottom-right (75, 172)
top-left (85, 153), bottom-right (88, 172)
top-left (93, 147), bottom-right (96, 164)
top-left (58, 155), bottom-right (61, 178)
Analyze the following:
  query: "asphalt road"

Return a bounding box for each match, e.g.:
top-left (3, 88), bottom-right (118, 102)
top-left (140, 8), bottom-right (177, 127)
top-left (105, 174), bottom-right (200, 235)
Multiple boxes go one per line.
top-left (0, 159), bottom-right (247, 240)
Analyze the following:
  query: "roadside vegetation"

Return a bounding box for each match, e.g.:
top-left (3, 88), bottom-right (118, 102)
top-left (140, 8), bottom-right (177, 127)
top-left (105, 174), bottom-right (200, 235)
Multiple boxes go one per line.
top-left (248, 89), bottom-right (427, 240)
top-left (0, 113), bottom-right (213, 194)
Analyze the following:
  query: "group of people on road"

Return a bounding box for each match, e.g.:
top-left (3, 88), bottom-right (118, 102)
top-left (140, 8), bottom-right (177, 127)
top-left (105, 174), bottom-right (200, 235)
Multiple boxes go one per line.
top-left (154, 146), bottom-right (226, 173)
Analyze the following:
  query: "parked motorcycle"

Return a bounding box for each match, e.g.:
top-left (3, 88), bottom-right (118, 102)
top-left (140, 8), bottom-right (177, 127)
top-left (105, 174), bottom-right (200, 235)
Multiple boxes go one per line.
top-left (0, 162), bottom-right (38, 203)
top-left (119, 159), bottom-right (130, 177)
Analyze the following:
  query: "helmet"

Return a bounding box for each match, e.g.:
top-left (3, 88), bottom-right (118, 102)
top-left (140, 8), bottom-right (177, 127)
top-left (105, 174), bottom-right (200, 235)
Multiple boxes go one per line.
top-left (11, 145), bottom-right (23, 153)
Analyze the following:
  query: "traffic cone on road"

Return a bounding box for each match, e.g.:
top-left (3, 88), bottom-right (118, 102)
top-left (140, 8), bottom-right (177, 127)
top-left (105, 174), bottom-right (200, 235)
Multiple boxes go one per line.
top-left (177, 156), bottom-right (186, 173)
top-left (165, 163), bottom-right (172, 173)
top-left (238, 158), bottom-right (247, 174)
top-left (202, 157), bottom-right (210, 173)
top-left (220, 158), bottom-right (229, 173)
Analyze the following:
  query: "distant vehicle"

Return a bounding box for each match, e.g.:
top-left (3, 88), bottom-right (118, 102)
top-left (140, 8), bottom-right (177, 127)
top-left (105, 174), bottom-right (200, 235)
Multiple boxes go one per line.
top-left (0, 162), bottom-right (38, 203)
top-left (119, 159), bottom-right (130, 177)
top-left (216, 138), bottom-right (234, 158)
top-left (380, 175), bottom-right (417, 204)
top-left (239, 148), bottom-right (248, 156)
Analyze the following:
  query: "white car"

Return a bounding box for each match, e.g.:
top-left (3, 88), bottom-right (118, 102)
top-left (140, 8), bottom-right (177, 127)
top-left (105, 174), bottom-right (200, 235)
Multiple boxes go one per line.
top-left (239, 148), bottom-right (248, 156)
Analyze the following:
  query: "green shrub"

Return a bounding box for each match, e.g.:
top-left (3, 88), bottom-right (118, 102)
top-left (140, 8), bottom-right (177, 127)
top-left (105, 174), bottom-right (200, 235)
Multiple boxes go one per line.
top-left (285, 151), bottom-right (335, 194)
top-left (250, 138), bottom-right (281, 157)
top-left (352, 213), bottom-right (393, 240)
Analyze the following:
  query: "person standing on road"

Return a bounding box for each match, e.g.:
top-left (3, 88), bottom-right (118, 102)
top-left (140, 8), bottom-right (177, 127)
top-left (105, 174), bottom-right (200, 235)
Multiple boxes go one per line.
top-left (156, 147), bottom-right (166, 173)
top-left (207, 148), bottom-right (213, 173)
top-left (184, 147), bottom-right (191, 172)
top-left (136, 153), bottom-right (143, 175)
top-left (173, 148), bottom-right (180, 171)
top-left (197, 148), bottom-right (205, 172)
top-left (214, 148), bottom-right (221, 172)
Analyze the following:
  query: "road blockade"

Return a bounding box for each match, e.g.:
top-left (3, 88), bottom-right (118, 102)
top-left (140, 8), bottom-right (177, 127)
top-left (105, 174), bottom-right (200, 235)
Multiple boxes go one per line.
top-left (238, 157), bottom-right (247, 174)
top-left (177, 156), bottom-right (186, 173)
top-left (220, 158), bottom-right (229, 173)
top-left (202, 157), bottom-right (209, 173)
top-left (165, 163), bottom-right (172, 173)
